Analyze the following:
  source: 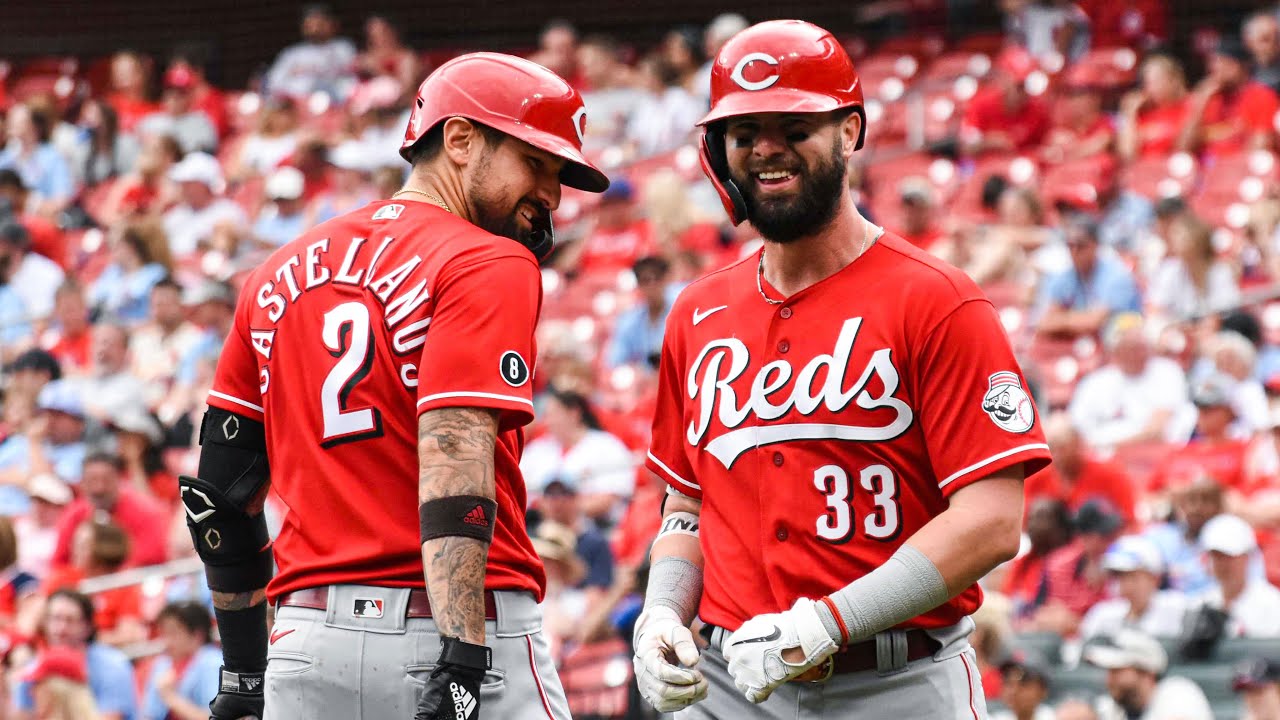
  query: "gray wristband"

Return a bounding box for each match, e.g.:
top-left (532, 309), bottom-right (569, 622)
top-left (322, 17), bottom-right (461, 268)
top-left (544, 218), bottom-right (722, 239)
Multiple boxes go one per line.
top-left (643, 557), bottom-right (703, 626)
top-left (816, 544), bottom-right (950, 644)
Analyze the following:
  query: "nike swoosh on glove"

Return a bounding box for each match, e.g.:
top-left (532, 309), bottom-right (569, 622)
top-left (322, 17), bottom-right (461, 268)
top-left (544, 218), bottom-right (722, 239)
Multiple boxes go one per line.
top-left (723, 597), bottom-right (838, 703)
top-left (632, 606), bottom-right (708, 712)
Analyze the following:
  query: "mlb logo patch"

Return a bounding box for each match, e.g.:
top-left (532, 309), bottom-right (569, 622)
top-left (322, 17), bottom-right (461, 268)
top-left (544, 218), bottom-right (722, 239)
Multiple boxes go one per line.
top-left (353, 597), bottom-right (385, 618)
top-left (372, 204), bottom-right (404, 221)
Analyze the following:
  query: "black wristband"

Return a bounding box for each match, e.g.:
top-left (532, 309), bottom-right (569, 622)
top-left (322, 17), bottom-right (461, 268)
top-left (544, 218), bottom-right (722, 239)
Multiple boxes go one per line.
top-left (215, 602), bottom-right (268, 672)
top-left (420, 496), bottom-right (497, 543)
top-left (438, 636), bottom-right (492, 672)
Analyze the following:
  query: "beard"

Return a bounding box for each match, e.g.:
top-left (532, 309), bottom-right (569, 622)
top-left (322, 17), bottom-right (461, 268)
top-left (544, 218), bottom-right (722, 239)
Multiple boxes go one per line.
top-left (467, 150), bottom-right (550, 248)
top-left (731, 139), bottom-right (847, 244)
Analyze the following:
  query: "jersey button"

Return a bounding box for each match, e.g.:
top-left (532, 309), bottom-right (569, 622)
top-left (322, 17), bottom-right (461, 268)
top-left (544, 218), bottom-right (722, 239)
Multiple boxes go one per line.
top-left (780, 307), bottom-right (793, 319)
top-left (775, 526), bottom-right (789, 542)
top-left (772, 452), bottom-right (784, 467)
top-left (777, 340), bottom-right (790, 353)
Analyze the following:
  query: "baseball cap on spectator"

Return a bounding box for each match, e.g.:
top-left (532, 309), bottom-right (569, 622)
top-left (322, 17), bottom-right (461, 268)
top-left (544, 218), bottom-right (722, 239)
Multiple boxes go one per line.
top-left (163, 65), bottom-right (196, 91)
top-left (1200, 514), bottom-right (1258, 556)
top-left (265, 166), bottom-right (305, 201)
top-left (1102, 535), bottom-right (1164, 574)
top-left (1192, 374), bottom-right (1235, 410)
top-left (532, 521), bottom-right (586, 584)
top-left (28, 473), bottom-right (72, 506)
top-left (182, 279), bottom-right (235, 308)
top-left (349, 76), bottom-right (401, 116)
top-left (5, 348), bottom-right (61, 381)
top-left (1084, 629), bottom-right (1168, 674)
top-left (1214, 36), bottom-right (1253, 65)
top-left (1154, 195), bottom-right (1188, 220)
top-left (999, 648), bottom-right (1052, 687)
top-left (36, 381), bottom-right (85, 419)
top-left (1232, 657), bottom-right (1280, 692)
top-left (600, 178), bottom-right (634, 204)
top-left (1074, 498), bottom-right (1123, 536)
top-left (22, 646), bottom-right (88, 684)
top-left (0, 220), bottom-right (31, 250)
top-left (329, 140), bottom-right (369, 173)
top-left (544, 475), bottom-right (578, 496)
top-left (108, 405), bottom-right (165, 445)
top-left (169, 152), bottom-right (225, 193)
top-left (899, 177), bottom-right (935, 206)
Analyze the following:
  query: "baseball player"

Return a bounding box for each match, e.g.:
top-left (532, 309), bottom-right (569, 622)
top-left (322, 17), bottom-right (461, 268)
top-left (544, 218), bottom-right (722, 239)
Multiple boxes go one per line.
top-left (632, 20), bottom-right (1053, 719)
top-left (179, 53), bottom-right (608, 720)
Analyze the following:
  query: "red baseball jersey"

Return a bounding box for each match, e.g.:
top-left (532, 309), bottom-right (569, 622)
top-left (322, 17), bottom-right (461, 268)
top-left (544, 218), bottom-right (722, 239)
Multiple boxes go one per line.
top-left (208, 200), bottom-right (547, 602)
top-left (646, 232), bottom-right (1051, 632)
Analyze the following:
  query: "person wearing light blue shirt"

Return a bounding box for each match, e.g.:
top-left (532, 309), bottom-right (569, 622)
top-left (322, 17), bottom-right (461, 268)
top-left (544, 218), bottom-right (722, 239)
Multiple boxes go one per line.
top-left (1035, 215), bottom-right (1142, 337)
top-left (606, 256), bottom-right (675, 371)
top-left (0, 380), bottom-right (87, 515)
top-left (0, 104), bottom-right (74, 210)
top-left (142, 601), bottom-right (222, 720)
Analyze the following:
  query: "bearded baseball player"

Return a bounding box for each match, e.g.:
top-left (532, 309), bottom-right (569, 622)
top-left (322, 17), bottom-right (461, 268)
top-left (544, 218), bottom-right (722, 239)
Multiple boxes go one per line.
top-left (180, 53), bottom-right (608, 720)
top-left (633, 20), bottom-right (1052, 718)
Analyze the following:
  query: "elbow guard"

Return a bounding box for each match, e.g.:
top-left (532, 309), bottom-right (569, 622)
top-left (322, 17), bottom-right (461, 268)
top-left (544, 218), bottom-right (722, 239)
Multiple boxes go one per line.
top-left (179, 407), bottom-right (274, 593)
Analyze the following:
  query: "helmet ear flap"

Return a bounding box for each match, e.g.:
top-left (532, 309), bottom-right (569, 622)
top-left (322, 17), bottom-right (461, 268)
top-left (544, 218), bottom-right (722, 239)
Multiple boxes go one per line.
top-left (698, 125), bottom-right (749, 226)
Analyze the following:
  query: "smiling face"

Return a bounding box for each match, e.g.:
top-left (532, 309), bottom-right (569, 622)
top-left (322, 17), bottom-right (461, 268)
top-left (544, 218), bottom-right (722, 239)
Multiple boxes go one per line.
top-left (464, 130), bottom-right (564, 248)
top-left (723, 111), bottom-right (853, 243)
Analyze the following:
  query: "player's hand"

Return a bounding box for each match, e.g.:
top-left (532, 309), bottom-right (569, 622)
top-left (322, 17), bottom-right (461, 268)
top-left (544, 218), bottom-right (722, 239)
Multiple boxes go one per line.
top-left (723, 597), bottom-right (837, 704)
top-left (208, 668), bottom-right (264, 720)
top-left (632, 606), bottom-right (708, 712)
top-left (413, 661), bottom-right (485, 720)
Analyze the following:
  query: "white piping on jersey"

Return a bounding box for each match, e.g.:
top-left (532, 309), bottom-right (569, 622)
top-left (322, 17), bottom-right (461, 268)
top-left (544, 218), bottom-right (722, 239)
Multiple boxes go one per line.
top-left (208, 390), bottom-right (265, 414)
top-left (416, 391), bottom-right (534, 408)
top-left (646, 451), bottom-right (701, 491)
top-left (937, 443), bottom-right (1049, 489)
top-left (705, 418), bottom-right (915, 468)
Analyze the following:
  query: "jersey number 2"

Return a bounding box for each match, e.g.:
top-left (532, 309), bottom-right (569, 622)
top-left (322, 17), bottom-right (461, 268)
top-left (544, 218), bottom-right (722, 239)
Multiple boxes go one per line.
top-left (320, 302), bottom-right (383, 447)
top-left (813, 464), bottom-right (902, 544)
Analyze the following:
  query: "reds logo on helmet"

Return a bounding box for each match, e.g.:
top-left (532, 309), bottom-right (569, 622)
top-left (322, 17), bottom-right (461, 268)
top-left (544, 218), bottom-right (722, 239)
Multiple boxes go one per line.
top-left (729, 52), bottom-right (780, 91)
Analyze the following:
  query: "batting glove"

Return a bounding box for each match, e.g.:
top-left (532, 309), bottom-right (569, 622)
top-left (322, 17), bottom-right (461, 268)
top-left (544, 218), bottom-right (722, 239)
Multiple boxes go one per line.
top-left (209, 668), bottom-right (264, 720)
top-left (632, 606), bottom-right (708, 712)
top-left (414, 637), bottom-right (490, 720)
top-left (723, 597), bottom-right (838, 703)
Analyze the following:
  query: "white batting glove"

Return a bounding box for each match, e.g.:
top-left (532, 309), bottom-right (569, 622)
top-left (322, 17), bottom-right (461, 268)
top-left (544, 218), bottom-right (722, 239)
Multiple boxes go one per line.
top-left (723, 597), bottom-right (838, 703)
top-left (632, 606), bottom-right (708, 712)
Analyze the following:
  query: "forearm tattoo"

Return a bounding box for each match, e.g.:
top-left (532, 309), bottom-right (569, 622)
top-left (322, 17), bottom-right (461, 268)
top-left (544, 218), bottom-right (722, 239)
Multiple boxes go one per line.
top-left (212, 588), bottom-right (269, 611)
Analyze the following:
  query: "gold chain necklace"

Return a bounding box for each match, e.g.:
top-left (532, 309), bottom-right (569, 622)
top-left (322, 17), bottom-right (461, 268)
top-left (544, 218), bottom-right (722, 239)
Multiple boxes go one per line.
top-left (756, 222), bottom-right (882, 305)
top-left (391, 188), bottom-right (452, 213)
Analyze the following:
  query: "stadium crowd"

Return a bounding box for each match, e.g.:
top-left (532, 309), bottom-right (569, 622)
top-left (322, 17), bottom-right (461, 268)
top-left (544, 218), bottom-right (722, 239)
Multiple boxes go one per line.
top-left (1, 2), bottom-right (1280, 719)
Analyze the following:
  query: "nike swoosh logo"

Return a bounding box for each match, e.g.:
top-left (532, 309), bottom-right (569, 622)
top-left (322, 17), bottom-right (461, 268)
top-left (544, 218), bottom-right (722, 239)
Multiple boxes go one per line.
top-left (730, 625), bottom-right (781, 646)
top-left (269, 628), bottom-right (296, 644)
top-left (692, 305), bottom-right (729, 325)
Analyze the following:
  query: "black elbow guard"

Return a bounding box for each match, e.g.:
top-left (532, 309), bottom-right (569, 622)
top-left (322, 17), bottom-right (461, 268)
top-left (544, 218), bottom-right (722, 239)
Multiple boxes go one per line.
top-left (180, 407), bottom-right (274, 593)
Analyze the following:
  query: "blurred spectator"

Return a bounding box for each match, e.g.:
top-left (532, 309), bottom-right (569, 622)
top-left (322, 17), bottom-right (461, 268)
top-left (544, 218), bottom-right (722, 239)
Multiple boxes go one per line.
top-left (347, 77), bottom-right (407, 172)
top-left (264, 3), bottom-right (357, 103)
top-left (1055, 697), bottom-right (1100, 720)
top-left (127, 278), bottom-right (201, 393)
top-left (88, 221), bottom-right (170, 326)
top-left (230, 97), bottom-right (300, 181)
top-left (960, 48), bottom-right (1052, 155)
top-left (22, 645), bottom-right (99, 720)
top-left (971, 594), bottom-right (1013, 701)
top-left (0, 515), bottom-right (39, 625)
top-left (252, 166), bottom-right (309, 249)
top-left (14, 473), bottom-right (72, 576)
top-left (140, 601), bottom-right (220, 720)
top-left (2, 348), bottom-right (60, 433)
top-left (521, 388), bottom-right (635, 523)
top-left (1028, 412), bottom-right (1138, 524)
top-left (42, 281), bottom-right (94, 375)
top-left (1004, 498), bottom-right (1074, 619)
top-left (539, 477), bottom-right (615, 597)
top-left (166, 50), bottom-right (229, 140)
top-left (692, 13), bottom-right (749, 104)
top-left (1032, 499), bottom-right (1124, 636)
top-left (606, 256), bottom-right (672, 371)
top-left (44, 520), bottom-right (146, 647)
top-left (558, 179), bottom-right (653, 274)
top-left (81, 322), bottom-right (148, 421)
top-left (1080, 535), bottom-right (1188, 639)
top-left (51, 452), bottom-right (168, 569)
top-left (135, 66), bottom-right (218, 155)
top-left (1118, 54), bottom-right (1190, 162)
top-left (1179, 37), bottom-right (1280, 157)
top-left (1147, 214), bottom-right (1240, 321)
top-left (1246, 11), bottom-right (1280, 95)
top-left (1231, 656), bottom-right (1280, 720)
top-left (1041, 75), bottom-right (1114, 165)
top-left (640, 168), bottom-right (722, 258)
top-left (1078, 0), bottom-right (1168, 49)
top-left (161, 152), bottom-right (247, 259)
top-left (993, 650), bottom-right (1054, 720)
top-left (173, 280), bottom-right (236, 391)
top-left (1035, 217), bottom-right (1141, 338)
top-left (1150, 374), bottom-right (1249, 494)
top-left (97, 133), bottom-right (181, 226)
top-left (1003, 0), bottom-right (1091, 63)
top-left (311, 139), bottom-right (375, 223)
top-left (528, 20), bottom-right (580, 86)
top-left (1, 219), bottom-right (66, 324)
top-left (1145, 476), bottom-right (1223, 594)
top-left (897, 177), bottom-right (945, 251)
top-left (661, 27), bottom-right (705, 93)
top-left (1069, 313), bottom-right (1190, 449)
top-left (1196, 514), bottom-right (1280, 637)
top-left (1210, 332), bottom-right (1269, 434)
top-left (0, 103), bottom-right (75, 216)
top-left (576, 35), bottom-right (640, 152)
top-left (532, 520), bottom-right (588, 653)
top-left (0, 380), bottom-right (88, 515)
top-left (108, 404), bottom-right (169, 505)
top-left (354, 14), bottom-right (420, 95)
top-left (65, 99), bottom-right (131, 188)
top-left (1090, 157), bottom-right (1155, 252)
top-left (1084, 628), bottom-right (1213, 720)
top-left (105, 50), bottom-right (157, 134)
top-left (16, 589), bottom-right (138, 719)
top-left (0, 169), bottom-right (67, 269)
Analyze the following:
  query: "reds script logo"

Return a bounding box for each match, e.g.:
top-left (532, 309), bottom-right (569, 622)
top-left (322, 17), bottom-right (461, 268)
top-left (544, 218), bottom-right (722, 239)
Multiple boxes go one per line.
top-left (730, 52), bottom-right (780, 91)
top-left (687, 317), bottom-right (912, 468)
top-left (982, 371), bottom-right (1035, 433)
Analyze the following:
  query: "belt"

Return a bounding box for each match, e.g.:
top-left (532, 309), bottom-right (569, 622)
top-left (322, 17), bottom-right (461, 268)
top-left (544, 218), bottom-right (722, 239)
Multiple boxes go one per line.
top-left (699, 624), bottom-right (939, 682)
top-left (277, 587), bottom-right (499, 621)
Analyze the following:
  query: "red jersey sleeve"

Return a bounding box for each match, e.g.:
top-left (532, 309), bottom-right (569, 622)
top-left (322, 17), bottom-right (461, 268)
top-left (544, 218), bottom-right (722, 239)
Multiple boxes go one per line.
top-left (644, 318), bottom-right (702, 500)
top-left (1244, 84), bottom-right (1280, 132)
top-left (914, 299), bottom-right (1051, 496)
top-left (416, 254), bottom-right (541, 431)
top-left (207, 289), bottom-right (265, 421)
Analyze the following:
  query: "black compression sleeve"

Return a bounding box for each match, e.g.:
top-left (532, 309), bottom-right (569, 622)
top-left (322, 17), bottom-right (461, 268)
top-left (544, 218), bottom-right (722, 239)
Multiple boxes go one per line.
top-left (215, 603), bottom-right (268, 672)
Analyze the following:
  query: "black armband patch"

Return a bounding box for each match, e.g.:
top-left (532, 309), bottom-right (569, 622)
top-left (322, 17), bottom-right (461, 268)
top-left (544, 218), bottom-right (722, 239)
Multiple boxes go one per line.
top-left (420, 496), bottom-right (498, 543)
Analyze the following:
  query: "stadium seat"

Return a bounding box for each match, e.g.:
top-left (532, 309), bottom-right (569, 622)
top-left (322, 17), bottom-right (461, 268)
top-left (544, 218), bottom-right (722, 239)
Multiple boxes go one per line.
top-left (1011, 631), bottom-right (1065, 664)
top-left (1047, 665), bottom-right (1106, 702)
top-left (1169, 662), bottom-right (1238, 707)
top-left (918, 51), bottom-right (993, 87)
top-left (875, 35), bottom-right (945, 61)
top-left (1121, 153), bottom-right (1199, 201)
top-left (1212, 637), bottom-right (1280, 663)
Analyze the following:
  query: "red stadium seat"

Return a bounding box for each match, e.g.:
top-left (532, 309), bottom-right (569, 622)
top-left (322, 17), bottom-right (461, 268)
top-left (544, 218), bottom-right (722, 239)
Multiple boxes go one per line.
top-left (1121, 152), bottom-right (1199, 201)
top-left (875, 35), bottom-right (946, 61)
top-left (918, 51), bottom-right (993, 86)
top-left (954, 33), bottom-right (1006, 56)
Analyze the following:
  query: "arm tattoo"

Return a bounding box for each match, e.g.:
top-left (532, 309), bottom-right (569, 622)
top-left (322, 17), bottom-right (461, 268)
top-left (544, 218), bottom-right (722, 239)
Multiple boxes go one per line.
top-left (419, 407), bottom-right (498, 644)
top-left (212, 588), bottom-right (268, 611)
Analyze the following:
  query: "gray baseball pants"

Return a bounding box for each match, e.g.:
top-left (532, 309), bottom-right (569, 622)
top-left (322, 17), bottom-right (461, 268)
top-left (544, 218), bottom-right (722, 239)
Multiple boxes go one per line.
top-left (264, 584), bottom-right (570, 719)
top-left (678, 617), bottom-right (988, 720)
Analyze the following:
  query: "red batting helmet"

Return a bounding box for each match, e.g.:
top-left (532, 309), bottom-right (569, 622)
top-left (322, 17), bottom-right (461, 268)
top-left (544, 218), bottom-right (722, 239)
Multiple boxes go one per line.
top-left (698, 20), bottom-right (866, 225)
top-left (400, 52), bottom-right (609, 194)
